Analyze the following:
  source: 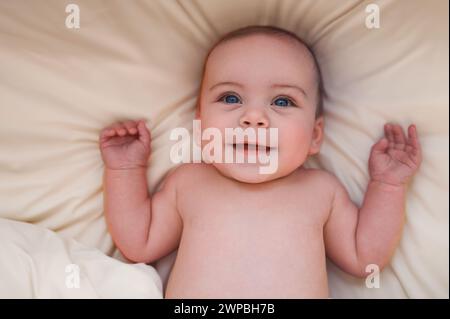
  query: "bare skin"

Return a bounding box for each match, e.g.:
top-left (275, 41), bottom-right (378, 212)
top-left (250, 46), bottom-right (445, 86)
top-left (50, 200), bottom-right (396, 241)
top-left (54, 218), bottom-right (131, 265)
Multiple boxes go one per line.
top-left (99, 35), bottom-right (422, 298)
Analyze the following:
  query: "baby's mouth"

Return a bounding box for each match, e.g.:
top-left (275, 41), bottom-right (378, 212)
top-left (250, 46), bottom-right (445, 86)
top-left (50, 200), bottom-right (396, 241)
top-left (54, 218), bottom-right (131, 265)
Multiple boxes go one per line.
top-left (232, 142), bottom-right (273, 154)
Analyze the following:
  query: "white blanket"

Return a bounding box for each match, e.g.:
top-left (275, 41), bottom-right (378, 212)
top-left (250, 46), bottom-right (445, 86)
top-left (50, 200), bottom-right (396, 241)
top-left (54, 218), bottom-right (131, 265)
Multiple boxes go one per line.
top-left (0, 218), bottom-right (162, 298)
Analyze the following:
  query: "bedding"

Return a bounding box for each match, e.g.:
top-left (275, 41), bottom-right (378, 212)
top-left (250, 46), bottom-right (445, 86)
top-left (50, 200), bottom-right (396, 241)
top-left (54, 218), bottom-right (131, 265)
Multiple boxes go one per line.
top-left (0, 218), bottom-right (162, 298)
top-left (0, 0), bottom-right (448, 298)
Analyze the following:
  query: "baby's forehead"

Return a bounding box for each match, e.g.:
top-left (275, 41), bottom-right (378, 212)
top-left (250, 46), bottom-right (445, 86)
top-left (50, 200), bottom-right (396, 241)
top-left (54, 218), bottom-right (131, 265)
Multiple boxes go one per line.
top-left (203, 34), bottom-right (317, 89)
top-left (209, 34), bottom-right (313, 63)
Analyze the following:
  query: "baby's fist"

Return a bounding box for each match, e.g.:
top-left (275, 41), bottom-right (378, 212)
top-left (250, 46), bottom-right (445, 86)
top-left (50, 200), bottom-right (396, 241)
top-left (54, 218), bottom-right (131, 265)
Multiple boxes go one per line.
top-left (99, 120), bottom-right (151, 170)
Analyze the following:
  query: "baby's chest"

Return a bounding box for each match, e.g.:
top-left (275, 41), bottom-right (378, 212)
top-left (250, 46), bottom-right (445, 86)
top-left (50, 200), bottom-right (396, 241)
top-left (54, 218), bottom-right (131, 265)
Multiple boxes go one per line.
top-left (177, 192), bottom-right (327, 274)
top-left (178, 183), bottom-right (329, 245)
top-left (180, 172), bottom-right (329, 217)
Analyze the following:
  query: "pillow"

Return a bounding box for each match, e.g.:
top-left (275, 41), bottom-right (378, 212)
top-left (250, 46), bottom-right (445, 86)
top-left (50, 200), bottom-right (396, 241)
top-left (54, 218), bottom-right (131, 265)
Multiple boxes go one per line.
top-left (0, 0), bottom-right (447, 298)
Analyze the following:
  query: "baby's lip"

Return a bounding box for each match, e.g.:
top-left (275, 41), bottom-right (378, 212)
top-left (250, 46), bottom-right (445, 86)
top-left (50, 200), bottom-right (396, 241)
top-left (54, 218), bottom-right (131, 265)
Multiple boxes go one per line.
top-left (230, 142), bottom-right (276, 150)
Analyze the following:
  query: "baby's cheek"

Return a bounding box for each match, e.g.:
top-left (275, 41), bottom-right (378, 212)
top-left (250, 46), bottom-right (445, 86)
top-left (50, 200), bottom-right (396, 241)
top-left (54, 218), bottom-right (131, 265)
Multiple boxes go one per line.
top-left (279, 128), bottom-right (311, 161)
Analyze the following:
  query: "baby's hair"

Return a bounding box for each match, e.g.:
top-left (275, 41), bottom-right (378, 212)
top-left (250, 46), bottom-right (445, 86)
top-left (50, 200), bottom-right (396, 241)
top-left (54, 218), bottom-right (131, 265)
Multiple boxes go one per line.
top-left (199, 25), bottom-right (324, 118)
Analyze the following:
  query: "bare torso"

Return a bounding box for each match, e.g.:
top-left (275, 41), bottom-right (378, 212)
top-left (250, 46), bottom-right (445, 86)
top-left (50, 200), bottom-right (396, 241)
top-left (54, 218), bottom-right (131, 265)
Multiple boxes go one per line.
top-left (165, 163), bottom-right (334, 298)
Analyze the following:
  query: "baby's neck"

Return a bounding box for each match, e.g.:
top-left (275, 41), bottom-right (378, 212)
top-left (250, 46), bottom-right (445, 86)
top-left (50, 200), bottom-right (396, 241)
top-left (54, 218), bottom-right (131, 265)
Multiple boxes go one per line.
top-left (212, 164), bottom-right (305, 191)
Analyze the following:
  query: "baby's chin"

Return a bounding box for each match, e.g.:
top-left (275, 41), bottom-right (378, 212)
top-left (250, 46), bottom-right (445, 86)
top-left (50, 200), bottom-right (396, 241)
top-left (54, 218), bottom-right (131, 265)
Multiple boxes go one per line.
top-left (212, 162), bottom-right (286, 184)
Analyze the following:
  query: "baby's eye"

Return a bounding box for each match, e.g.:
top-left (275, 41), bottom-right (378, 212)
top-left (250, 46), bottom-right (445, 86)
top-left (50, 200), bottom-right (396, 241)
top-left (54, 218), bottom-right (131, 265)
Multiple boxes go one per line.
top-left (272, 96), bottom-right (297, 108)
top-left (218, 93), bottom-right (241, 104)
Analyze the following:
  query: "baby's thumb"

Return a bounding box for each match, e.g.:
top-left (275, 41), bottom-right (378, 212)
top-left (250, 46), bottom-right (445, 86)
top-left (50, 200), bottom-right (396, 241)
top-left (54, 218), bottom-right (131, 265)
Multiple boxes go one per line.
top-left (137, 120), bottom-right (151, 144)
top-left (371, 137), bottom-right (388, 154)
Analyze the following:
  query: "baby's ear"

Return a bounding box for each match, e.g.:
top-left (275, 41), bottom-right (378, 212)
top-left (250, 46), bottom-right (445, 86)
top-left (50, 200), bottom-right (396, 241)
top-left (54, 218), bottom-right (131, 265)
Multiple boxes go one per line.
top-left (308, 116), bottom-right (324, 155)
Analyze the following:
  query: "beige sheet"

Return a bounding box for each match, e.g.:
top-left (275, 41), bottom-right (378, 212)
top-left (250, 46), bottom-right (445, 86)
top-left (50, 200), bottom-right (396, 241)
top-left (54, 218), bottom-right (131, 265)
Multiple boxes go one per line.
top-left (0, 0), bottom-right (448, 298)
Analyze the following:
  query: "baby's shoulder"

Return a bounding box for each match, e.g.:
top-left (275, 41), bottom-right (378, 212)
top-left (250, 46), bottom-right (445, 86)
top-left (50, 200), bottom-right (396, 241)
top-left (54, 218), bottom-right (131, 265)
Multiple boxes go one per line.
top-left (295, 167), bottom-right (342, 192)
top-left (162, 162), bottom-right (212, 188)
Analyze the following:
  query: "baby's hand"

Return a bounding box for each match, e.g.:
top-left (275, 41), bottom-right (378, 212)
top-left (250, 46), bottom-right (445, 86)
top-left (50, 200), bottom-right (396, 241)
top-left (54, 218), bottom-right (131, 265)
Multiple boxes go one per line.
top-left (369, 124), bottom-right (422, 186)
top-left (99, 120), bottom-right (151, 170)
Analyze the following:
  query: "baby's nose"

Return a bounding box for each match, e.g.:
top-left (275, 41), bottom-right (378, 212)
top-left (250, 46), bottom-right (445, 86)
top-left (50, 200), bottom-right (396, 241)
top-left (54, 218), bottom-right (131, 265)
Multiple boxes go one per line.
top-left (239, 110), bottom-right (269, 128)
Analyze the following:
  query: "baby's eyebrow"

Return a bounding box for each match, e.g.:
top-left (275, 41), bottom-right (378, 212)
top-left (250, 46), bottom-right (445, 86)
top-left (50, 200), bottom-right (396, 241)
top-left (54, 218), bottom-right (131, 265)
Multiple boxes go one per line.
top-left (271, 84), bottom-right (307, 98)
top-left (208, 81), bottom-right (307, 98)
top-left (208, 81), bottom-right (244, 91)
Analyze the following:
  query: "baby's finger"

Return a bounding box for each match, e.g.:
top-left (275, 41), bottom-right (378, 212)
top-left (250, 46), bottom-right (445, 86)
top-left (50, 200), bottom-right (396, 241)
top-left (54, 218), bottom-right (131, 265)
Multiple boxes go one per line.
top-left (99, 127), bottom-right (116, 142)
top-left (106, 128), bottom-right (116, 136)
top-left (108, 122), bottom-right (121, 132)
top-left (111, 122), bottom-right (127, 136)
top-left (392, 125), bottom-right (406, 150)
top-left (407, 125), bottom-right (422, 156)
top-left (384, 124), bottom-right (395, 147)
top-left (123, 120), bottom-right (138, 135)
top-left (101, 127), bottom-right (115, 137)
top-left (137, 120), bottom-right (151, 144)
top-left (407, 125), bottom-right (419, 145)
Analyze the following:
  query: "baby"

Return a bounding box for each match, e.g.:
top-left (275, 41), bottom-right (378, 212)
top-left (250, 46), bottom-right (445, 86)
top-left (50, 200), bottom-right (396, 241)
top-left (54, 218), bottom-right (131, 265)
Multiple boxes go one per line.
top-left (99, 26), bottom-right (422, 298)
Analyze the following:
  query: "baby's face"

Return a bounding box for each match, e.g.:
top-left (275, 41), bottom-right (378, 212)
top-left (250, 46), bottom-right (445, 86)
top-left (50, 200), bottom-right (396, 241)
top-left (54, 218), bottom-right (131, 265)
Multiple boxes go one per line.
top-left (197, 34), bottom-right (323, 183)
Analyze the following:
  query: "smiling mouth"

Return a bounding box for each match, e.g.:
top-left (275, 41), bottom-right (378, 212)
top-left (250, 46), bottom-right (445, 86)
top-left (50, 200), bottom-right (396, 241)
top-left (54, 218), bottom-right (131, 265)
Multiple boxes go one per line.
top-left (232, 143), bottom-right (273, 153)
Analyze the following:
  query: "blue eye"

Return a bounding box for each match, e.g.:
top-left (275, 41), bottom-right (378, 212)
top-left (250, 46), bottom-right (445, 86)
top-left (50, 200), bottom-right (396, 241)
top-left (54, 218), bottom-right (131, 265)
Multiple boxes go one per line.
top-left (219, 94), bottom-right (241, 104)
top-left (273, 97), bottom-right (296, 107)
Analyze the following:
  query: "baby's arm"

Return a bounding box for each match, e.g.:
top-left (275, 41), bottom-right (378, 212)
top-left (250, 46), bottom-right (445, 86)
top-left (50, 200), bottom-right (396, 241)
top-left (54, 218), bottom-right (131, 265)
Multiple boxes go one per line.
top-left (324, 124), bottom-right (422, 277)
top-left (100, 120), bottom-right (182, 263)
